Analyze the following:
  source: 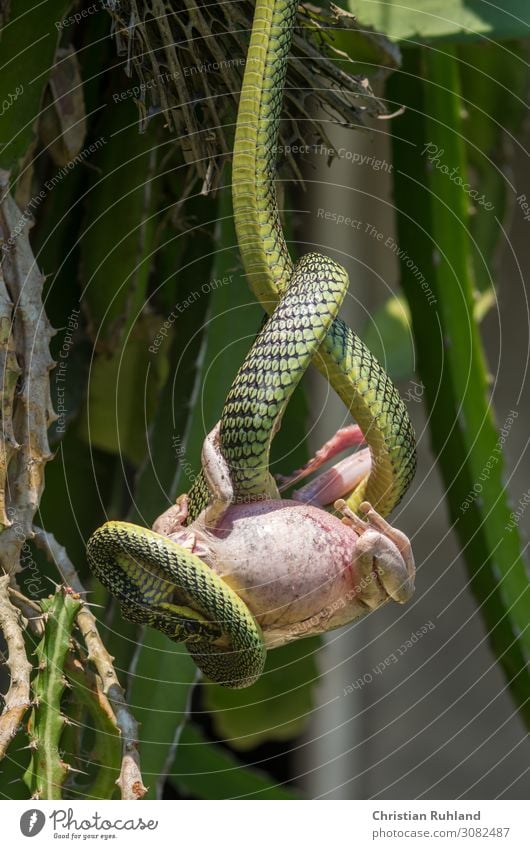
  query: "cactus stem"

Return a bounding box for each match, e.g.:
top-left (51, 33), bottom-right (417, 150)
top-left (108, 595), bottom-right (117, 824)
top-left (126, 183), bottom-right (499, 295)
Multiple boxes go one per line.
top-left (23, 587), bottom-right (81, 799)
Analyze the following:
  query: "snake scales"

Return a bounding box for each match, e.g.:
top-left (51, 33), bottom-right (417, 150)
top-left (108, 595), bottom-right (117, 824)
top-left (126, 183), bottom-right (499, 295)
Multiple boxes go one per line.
top-left (86, 0), bottom-right (417, 688)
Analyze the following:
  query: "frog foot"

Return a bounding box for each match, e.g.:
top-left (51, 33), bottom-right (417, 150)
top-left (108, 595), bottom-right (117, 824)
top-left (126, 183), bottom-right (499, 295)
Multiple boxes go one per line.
top-left (335, 498), bottom-right (415, 607)
top-left (151, 494), bottom-right (211, 558)
top-left (152, 493), bottom-right (190, 536)
top-left (167, 528), bottom-right (212, 560)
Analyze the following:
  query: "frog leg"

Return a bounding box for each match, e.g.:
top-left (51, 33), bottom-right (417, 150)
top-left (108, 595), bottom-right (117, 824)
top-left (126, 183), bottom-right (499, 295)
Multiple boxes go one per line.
top-left (200, 422), bottom-right (237, 526)
top-left (275, 424), bottom-right (374, 508)
top-left (290, 448), bottom-right (372, 508)
top-left (150, 493), bottom-right (208, 558)
top-left (277, 425), bottom-right (365, 490)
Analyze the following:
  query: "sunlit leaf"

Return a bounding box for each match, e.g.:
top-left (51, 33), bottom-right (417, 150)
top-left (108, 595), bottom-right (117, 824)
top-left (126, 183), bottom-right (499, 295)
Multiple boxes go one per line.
top-left (363, 295), bottom-right (414, 382)
top-left (389, 47), bottom-right (530, 727)
top-left (349, 0), bottom-right (530, 43)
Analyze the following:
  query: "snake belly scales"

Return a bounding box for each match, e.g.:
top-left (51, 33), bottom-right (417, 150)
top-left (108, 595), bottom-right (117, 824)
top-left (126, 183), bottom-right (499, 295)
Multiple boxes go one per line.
top-left (86, 0), bottom-right (417, 688)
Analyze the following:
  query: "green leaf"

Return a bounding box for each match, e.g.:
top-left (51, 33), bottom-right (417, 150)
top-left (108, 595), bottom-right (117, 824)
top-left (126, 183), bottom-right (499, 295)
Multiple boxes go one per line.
top-left (349, 0), bottom-right (530, 43)
top-left (363, 295), bottom-right (414, 382)
top-left (172, 724), bottom-right (301, 799)
top-left (388, 47), bottom-right (530, 727)
top-left (179, 187), bottom-right (263, 480)
top-left (204, 636), bottom-right (320, 751)
top-left (30, 8), bottom-right (113, 315)
top-left (37, 432), bottom-right (116, 573)
top-left (0, 730), bottom-right (31, 799)
top-left (0, 0), bottom-right (71, 171)
top-left (80, 98), bottom-right (159, 348)
top-left (458, 40), bottom-right (530, 297)
top-left (129, 193), bottom-right (217, 525)
top-left (75, 96), bottom-right (170, 463)
top-left (78, 314), bottom-right (171, 465)
top-left (127, 633), bottom-right (198, 800)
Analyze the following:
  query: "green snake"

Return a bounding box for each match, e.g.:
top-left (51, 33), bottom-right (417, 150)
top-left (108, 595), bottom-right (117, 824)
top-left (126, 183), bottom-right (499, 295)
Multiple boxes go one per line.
top-left (86, 0), bottom-right (417, 688)
top-left (232, 0), bottom-right (415, 515)
top-left (87, 254), bottom-right (349, 688)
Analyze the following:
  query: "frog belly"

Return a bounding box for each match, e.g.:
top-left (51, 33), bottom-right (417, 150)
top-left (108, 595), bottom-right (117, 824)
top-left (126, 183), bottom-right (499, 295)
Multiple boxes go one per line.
top-left (202, 500), bottom-right (370, 646)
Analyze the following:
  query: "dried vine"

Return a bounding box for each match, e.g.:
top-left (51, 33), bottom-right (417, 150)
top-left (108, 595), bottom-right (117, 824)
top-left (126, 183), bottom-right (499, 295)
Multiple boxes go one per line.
top-left (106, 1), bottom-right (391, 190)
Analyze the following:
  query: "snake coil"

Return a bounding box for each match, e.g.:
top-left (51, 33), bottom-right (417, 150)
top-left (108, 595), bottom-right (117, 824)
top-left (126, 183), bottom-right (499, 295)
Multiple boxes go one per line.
top-left (85, 0), bottom-right (417, 688)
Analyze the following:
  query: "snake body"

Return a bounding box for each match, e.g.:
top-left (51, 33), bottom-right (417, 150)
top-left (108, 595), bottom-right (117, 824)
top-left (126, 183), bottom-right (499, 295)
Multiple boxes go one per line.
top-left (232, 0), bottom-right (416, 515)
top-left (86, 0), bottom-right (417, 688)
top-left (87, 250), bottom-right (349, 687)
top-left (219, 253), bottom-right (349, 500)
top-left (87, 522), bottom-right (265, 688)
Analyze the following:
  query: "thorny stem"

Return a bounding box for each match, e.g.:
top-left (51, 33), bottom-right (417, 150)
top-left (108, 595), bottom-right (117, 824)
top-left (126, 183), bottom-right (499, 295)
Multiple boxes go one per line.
top-left (24, 588), bottom-right (81, 799)
top-left (0, 575), bottom-right (32, 759)
top-left (64, 653), bottom-right (121, 800)
top-left (33, 527), bottom-right (147, 800)
top-left (0, 175), bottom-right (57, 577)
top-left (7, 586), bottom-right (45, 638)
